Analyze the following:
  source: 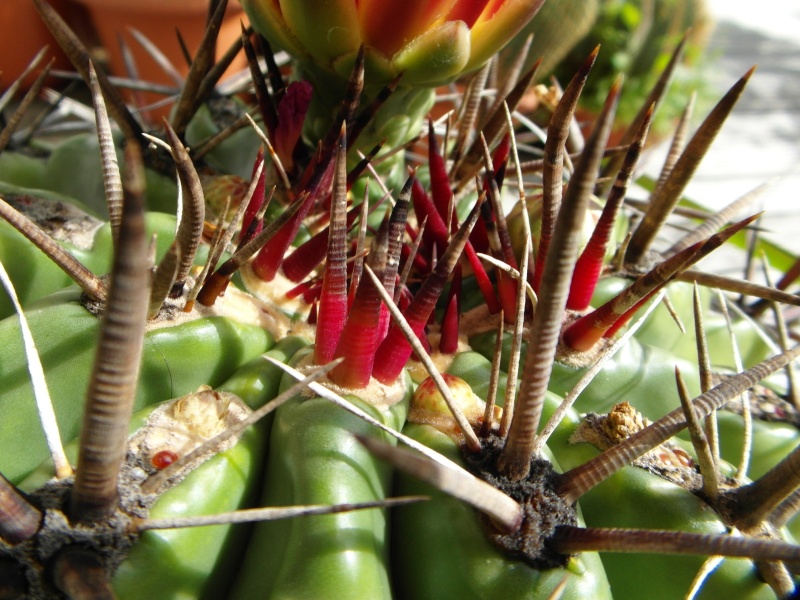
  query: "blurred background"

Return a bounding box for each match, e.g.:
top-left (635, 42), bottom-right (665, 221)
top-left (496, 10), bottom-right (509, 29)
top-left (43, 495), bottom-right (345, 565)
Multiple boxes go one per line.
top-left (642, 0), bottom-right (800, 257)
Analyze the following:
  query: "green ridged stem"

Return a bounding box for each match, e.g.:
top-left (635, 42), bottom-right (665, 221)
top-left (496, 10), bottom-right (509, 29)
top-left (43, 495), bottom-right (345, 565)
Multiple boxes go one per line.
top-left (0, 290), bottom-right (273, 483)
top-left (393, 418), bottom-right (611, 600)
top-left (230, 346), bottom-right (411, 600)
top-left (19, 338), bottom-right (309, 599)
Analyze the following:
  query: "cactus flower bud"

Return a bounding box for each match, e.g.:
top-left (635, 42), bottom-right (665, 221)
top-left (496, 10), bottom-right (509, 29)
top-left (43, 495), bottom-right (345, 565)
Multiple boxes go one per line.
top-left (240, 0), bottom-right (545, 86)
top-left (410, 373), bottom-right (502, 439)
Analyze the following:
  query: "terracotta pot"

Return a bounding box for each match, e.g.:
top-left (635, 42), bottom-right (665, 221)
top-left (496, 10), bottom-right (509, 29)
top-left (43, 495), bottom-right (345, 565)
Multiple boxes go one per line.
top-left (0, 0), bottom-right (73, 89)
top-left (74, 0), bottom-right (248, 121)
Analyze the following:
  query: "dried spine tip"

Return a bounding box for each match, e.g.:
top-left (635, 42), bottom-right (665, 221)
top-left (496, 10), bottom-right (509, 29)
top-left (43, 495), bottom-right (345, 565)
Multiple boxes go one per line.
top-left (314, 123), bottom-right (349, 365)
top-left (0, 47), bottom-right (47, 112)
top-left (33, 0), bottom-right (143, 144)
top-left (499, 71), bottom-right (618, 482)
top-left (596, 33), bottom-right (688, 195)
top-left (0, 474), bottom-right (42, 544)
top-left (70, 142), bottom-right (150, 523)
top-left (625, 66), bottom-right (756, 265)
top-left (567, 103), bottom-right (654, 311)
top-left (164, 121), bottom-right (206, 291)
top-left (564, 214), bottom-right (759, 353)
top-left (242, 23), bottom-right (278, 136)
top-left (88, 62), bottom-right (123, 248)
top-left (170, 0), bottom-right (229, 136)
top-left (195, 21), bottom-right (250, 106)
top-left (329, 178), bottom-right (411, 388)
top-left (372, 194), bottom-right (485, 384)
top-left (550, 526), bottom-right (800, 563)
top-left (450, 61), bottom-right (491, 171)
top-left (533, 46), bottom-right (600, 294)
top-left (454, 59), bottom-right (540, 186)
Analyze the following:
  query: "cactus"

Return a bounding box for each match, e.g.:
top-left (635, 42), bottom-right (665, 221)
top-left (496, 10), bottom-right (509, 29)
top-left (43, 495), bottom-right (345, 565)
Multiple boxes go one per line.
top-left (1, 0), bottom-right (800, 598)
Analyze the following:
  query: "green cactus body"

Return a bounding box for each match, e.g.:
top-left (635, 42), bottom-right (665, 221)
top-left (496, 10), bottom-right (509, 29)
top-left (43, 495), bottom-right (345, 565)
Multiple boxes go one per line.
top-left (393, 421), bottom-right (611, 600)
top-left (0, 290), bottom-right (273, 483)
top-left (0, 205), bottom-right (213, 320)
top-left (230, 346), bottom-right (412, 600)
top-left (548, 406), bottom-right (782, 600)
top-left (18, 341), bottom-right (310, 599)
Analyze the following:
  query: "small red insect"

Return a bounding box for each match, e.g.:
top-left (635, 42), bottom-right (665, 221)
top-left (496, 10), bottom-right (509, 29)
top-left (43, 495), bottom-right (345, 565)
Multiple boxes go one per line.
top-left (151, 450), bottom-right (179, 470)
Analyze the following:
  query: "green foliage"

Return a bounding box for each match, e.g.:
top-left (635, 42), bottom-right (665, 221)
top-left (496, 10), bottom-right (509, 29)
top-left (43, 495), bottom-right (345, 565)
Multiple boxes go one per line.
top-left (552, 0), bottom-right (716, 136)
